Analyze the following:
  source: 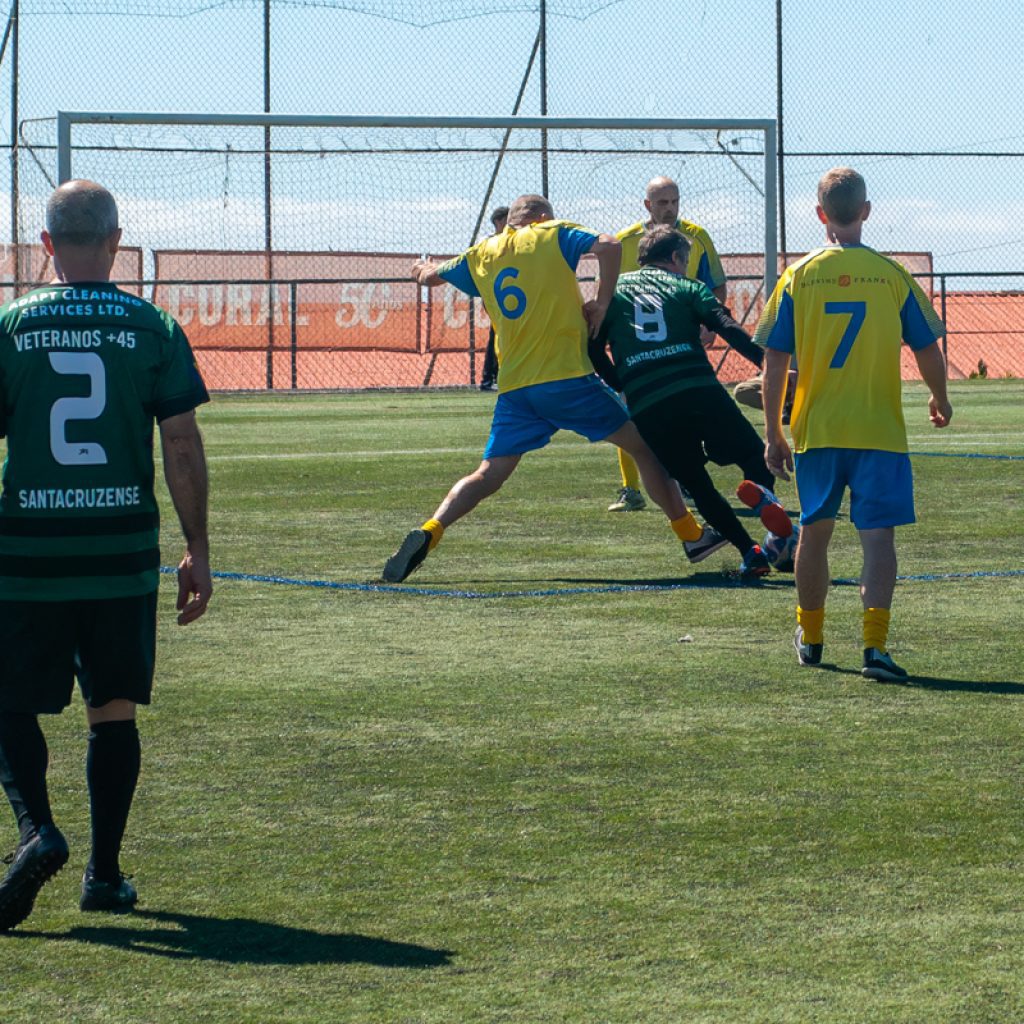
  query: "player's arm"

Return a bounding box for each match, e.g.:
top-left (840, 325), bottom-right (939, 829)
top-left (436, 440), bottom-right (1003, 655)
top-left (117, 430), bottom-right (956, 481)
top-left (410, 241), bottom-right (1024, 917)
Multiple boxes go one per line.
top-left (159, 409), bottom-right (212, 625)
top-left (411, 260), bottom-right (445, 288)
top-left (699, 297), bottom-right (764, 368)
top-left (586, 318), bottom-right (622, 392)
top-left (913, 341), bottom-right (953, 427)
top-left (756, 283), bottom-right (796, 480)
top-left (582, 234), bottom-right (621, 337)
top-left (901, 276), bottom-right (952, 428)
top-left (762, 348), bottom-right (793, 480)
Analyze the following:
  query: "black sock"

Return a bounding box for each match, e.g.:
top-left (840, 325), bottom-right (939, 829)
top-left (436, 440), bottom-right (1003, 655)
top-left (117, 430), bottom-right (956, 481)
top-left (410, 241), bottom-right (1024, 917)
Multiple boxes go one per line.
top-left (738, 455), bottom-right (777, 493)
top-left (0, 713), bottom-right (54, 843)
top-left (86, 719), bottom-right (141, 883)
top-left (684, 472), bottom-right (756, 554)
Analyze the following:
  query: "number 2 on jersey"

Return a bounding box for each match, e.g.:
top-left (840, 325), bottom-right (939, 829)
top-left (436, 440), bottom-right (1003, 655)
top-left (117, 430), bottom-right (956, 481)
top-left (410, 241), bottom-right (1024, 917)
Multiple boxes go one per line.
top-left (49, 352), bottom-right (109, 466)
top-left (825, 300), bottom-right (866, 369)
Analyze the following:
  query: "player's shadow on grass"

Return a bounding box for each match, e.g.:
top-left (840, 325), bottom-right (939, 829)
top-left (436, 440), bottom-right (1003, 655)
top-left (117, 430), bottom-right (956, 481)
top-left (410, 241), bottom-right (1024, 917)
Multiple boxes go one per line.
top-left (818, 664), bottom-right (1024, 693)
top-left (548, 570), bottom-right (794, 590)
top-left (24, 909), bottom-right (454, 967)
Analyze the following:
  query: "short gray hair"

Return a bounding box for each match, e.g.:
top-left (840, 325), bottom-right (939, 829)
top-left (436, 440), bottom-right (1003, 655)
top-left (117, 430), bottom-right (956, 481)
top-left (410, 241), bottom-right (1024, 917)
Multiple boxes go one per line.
top-left (46, 180), bottom-right (119, 245)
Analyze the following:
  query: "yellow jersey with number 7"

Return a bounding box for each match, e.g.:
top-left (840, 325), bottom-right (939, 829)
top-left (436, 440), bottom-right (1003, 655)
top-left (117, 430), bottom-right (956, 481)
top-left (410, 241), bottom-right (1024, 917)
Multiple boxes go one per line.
top-left (436, 220), bottom-right (599, 393)
top-left (754, 244), bottom-right (945, 453)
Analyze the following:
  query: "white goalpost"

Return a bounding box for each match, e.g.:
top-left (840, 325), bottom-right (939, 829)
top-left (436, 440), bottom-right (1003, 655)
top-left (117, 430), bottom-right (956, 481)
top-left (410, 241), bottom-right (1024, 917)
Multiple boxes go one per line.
top-left (52, 112), bottom-right (778, 391)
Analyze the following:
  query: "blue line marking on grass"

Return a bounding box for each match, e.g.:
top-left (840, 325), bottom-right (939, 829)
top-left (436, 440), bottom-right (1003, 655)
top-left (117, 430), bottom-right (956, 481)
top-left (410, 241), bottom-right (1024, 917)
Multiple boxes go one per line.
top-left (161, 566), bottom-right (1024, 599)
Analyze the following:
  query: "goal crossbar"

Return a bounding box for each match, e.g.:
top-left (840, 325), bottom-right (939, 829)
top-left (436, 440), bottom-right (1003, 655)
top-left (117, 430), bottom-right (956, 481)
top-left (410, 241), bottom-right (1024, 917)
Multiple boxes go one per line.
top-left (56, 111), bottom-right (779, 293)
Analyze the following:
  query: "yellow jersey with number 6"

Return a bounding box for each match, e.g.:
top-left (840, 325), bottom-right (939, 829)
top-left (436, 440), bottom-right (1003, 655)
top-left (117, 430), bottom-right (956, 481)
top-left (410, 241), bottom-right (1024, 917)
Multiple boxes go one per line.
top-left (436, 220), bottom-right (598, 393)
top-left (754, 244), bottom-right (944, 453)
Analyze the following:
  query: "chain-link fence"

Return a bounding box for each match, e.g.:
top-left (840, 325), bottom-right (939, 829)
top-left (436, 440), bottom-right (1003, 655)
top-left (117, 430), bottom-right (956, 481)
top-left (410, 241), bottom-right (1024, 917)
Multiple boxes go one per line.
top-left (1, 1), bottom-right (1021, 386)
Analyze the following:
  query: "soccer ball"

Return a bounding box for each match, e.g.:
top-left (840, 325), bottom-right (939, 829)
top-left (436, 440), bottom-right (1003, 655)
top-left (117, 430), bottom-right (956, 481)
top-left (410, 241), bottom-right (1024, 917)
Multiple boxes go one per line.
top-left (764, 524), bottom-right (799, 572)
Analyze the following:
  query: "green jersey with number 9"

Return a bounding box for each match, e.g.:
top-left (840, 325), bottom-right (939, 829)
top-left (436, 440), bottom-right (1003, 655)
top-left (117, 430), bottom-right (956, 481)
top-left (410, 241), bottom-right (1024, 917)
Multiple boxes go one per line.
top-left (0, 282), bottom-right (209, 600)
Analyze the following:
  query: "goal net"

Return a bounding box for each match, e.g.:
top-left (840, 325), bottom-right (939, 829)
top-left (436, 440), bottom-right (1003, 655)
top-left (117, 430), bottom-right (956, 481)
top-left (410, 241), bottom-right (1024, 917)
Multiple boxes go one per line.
top-left (50, 112), bottom-right (777, 391)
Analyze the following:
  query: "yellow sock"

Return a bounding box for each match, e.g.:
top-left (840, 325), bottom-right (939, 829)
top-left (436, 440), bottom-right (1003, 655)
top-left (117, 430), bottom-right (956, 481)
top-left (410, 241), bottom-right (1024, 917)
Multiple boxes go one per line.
top-left (619, 449), bottom-right (641, 490)
top-left (797, 606), bottom-right (825, 645)
top-left (422, 518), bottom-right (445, 550)
top-left (863, 607), bottom-right (891, 651)
top-left (670, 511), bottom-right (702, 542)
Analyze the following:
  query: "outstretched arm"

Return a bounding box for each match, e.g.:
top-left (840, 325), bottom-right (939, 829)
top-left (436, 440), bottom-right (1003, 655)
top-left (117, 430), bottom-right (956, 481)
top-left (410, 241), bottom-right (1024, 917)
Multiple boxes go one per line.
top-left (159, 410), bottom-right (212, 625)
top-left (913, 341), bottom-right (953, 427)
top-left (700, 302), bottom-right (764, 368)
top-left (411, 260), bottom-right (445, 287)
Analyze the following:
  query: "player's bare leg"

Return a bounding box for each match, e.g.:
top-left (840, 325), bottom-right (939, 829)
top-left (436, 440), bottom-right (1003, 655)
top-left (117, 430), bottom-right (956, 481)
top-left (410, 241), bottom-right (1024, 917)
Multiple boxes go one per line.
top-left (383, 456), bottom-right (520, 582)
top-left (857, 527), bottom-right (906, 680)
top-left (793, 517), bottom-right (834, 667)
top-left (858, 527), bottom-right (897, 610)
top-left (432, 455), bottom-right (521, 528)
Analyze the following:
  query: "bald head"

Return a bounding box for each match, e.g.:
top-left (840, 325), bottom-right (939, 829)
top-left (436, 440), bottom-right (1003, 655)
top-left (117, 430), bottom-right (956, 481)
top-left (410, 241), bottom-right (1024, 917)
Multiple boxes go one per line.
top-left (645, 176), bottom-right (678, 200)
top-left (507, 194), bottom-right (554, 228)
top-left (46, 180), bottom-right (119, 247)
top-left (643, 177), bottom-right (680, 226)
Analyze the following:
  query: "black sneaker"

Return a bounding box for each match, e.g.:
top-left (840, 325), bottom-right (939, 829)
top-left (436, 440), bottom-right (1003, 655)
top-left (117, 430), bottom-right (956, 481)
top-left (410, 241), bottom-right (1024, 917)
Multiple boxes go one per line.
top-left (683, 527), bottom-right (729, 564)
top-left (383, 528), bottom-right (432, 582)
top-left (794, 626), bottom-right (823, 667)
top-left (0, 824), bottom-right (69, 931)
top-left (80, 870), bottom-right (138, 913)
top-left (862, 647), bottom-right (908, 682)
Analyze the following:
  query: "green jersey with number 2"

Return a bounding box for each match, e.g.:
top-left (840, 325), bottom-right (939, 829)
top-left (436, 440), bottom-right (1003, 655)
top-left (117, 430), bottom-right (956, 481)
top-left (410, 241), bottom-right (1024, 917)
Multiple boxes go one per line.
top-left (0, 282), bottom-right (209, 600)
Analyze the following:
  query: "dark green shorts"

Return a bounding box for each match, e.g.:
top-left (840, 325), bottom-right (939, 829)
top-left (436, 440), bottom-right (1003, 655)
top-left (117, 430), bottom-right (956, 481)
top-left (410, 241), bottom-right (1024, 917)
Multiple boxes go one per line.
top-left (0, 590), bottom-right (158, 714)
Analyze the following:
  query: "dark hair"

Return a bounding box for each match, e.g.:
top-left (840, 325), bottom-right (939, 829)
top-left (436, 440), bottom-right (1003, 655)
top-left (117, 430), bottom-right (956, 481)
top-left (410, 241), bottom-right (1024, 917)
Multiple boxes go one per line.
top-left (490, 206), bottom-right (510, 226)
top-left (637, 225), bottom-right (691, 267)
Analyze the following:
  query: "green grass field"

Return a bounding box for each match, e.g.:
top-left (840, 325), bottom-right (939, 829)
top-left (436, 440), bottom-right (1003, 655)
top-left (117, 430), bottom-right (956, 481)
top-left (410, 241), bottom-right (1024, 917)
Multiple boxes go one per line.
top-left (3, 379), bottom-right (1023, 1023)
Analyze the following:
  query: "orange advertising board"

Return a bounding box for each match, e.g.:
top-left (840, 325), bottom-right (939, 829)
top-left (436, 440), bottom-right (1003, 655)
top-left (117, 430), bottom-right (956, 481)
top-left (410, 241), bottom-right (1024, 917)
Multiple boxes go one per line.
top-left (153, 250), bottom-right (421, 352)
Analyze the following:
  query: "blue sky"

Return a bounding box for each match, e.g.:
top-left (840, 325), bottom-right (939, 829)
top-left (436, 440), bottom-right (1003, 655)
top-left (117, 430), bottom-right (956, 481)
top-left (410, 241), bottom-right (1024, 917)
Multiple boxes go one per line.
top-left (6, 0), bottom-right (1023, 277)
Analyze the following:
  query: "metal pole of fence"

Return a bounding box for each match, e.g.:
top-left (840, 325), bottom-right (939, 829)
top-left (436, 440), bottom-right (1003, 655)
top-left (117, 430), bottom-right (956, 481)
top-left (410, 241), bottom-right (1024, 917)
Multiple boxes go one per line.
top-left (290, 280), bottom-right (298, 390)
top-left (940, 274), bottom-right (948, 370)
top-left (9, 0), bottom-right (18, 283)
top-left (775, 0), bottom-right (786, 260)
top-left (539, 0), bottom-right (549, 198)
top-left (263, 0), bottom-right (275, 390)
top-left (469, 28), bottom-right (541, 247)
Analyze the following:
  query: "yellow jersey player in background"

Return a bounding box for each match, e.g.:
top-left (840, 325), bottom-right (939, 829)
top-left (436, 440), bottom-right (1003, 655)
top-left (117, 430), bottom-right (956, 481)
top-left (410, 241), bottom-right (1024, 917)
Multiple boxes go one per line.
top-left (608, 175), bottom-right (728, 512)
top-left (757, 167), bottom-right (953, 680)
top-left (382, 193), bottom-right (722, 583)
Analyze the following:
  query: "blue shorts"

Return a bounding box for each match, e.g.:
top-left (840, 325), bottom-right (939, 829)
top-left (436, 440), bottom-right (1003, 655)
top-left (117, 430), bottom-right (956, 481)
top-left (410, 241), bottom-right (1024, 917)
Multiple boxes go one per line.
top-left (794, 448), bottom-right (915, 529)
top-left (483, 375), bottom-right (629, 459)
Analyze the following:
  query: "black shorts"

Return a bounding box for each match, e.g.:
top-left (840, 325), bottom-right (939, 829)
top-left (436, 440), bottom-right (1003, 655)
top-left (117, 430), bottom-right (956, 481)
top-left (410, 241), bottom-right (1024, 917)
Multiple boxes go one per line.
top-left (632, 385), bottom-right (763, 483)
top-left (0, 590), bottom-right (158, 714)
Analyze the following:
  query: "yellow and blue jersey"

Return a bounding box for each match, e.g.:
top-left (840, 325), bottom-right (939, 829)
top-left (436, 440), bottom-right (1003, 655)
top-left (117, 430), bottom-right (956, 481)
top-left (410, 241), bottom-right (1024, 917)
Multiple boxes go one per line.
top-left (754, 244), bottom-right (945, 453)
top-left (616, 217), bottom-right (725, 290)
top-left (437, 220), bottom-right (598, 393)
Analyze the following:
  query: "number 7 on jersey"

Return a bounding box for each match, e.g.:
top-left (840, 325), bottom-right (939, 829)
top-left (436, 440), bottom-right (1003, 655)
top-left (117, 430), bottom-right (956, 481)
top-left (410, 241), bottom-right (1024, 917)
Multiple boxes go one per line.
top-left (825, 300), bottom-right (866, 369)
